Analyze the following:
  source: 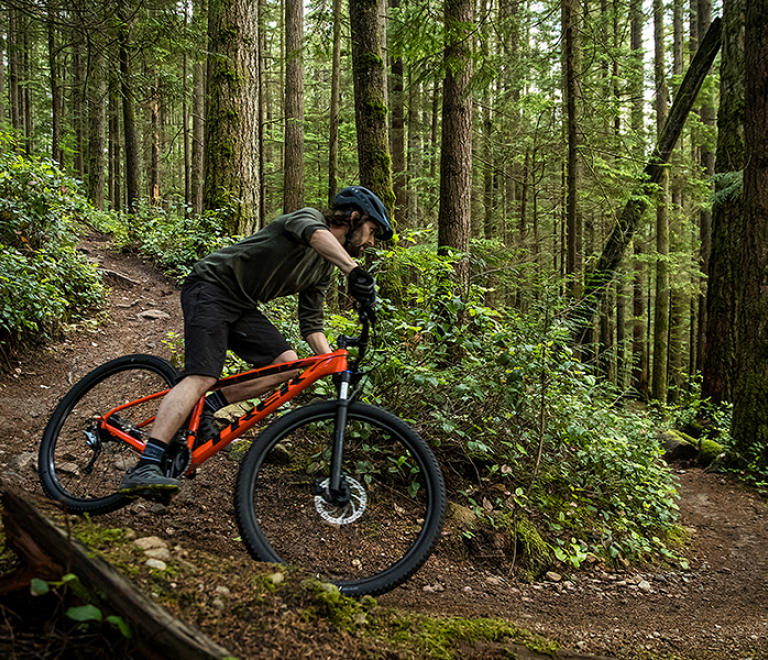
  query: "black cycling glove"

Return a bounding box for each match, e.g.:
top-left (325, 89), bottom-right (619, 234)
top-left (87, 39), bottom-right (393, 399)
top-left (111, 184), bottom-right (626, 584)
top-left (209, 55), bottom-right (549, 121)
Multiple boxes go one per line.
top-left (348, 266), bottom-right (376, 306)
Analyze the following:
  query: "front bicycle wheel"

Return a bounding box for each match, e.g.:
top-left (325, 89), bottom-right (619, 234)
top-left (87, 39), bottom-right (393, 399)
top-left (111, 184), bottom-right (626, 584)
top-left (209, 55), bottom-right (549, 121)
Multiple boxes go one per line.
top-left (38, 354), bottom-right (177, 515)
top-left (234, 401), bottom-right (446, 596)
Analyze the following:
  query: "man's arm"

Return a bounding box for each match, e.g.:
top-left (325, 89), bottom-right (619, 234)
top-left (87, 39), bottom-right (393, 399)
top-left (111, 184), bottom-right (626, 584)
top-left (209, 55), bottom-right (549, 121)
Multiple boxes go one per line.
top-left (305, 331), bottom-right (333, 355)
top-left (309, 228), bottom-right (356, 275)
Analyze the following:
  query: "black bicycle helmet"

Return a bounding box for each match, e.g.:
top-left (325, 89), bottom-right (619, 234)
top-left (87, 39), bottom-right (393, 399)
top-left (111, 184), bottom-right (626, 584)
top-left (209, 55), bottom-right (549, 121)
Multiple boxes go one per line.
top-left (334, 186), bottom-right (394, 240)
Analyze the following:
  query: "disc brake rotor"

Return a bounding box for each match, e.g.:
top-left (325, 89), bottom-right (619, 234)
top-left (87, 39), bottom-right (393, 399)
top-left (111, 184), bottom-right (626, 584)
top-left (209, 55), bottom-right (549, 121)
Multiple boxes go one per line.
top-left (314, 477), bottom-right (367, 525)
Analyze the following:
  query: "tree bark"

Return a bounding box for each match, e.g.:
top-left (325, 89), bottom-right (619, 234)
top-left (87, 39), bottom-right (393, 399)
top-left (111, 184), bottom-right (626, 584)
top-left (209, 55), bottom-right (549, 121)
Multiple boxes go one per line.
top-left (47, 4), bottom-right (62, 165)
top-left (8, 6), bottom-right (20, 133)
top-left (651, 0), bottom-right (670, 403)
top-left (702, 0), bottom-right (744, 403)
top-left (563, 0), bottom-right (582, 302)
top-left (204, 0), bottom-right (260, 235)
top-left (569, 18), bottom-right (722, 345)
top-left (437, 0), bottom-right (473, 285)
top-left (283, 0), bottom-right (305, 212)
top-left (88, 45), bottom-right (107, 209)
top-left (328, 0), bottom-right (342, 206)
top-left (191, 0), bottom-right (207, 216)
top-left (730, 0), bottom-right (768, 469)
top-left (696, 0), bottom-right (714, 373)
top-left (390, 0), bottom-right (405, 228)
top-left (349, 0), bottom-right (395, 215)
top-left (118, 0), bottom-right (140, 215)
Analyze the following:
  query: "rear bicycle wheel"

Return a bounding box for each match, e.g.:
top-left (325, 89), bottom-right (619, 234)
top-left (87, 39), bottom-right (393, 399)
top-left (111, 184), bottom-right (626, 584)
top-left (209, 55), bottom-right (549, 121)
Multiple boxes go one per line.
top-left (234, 401), bottom-right (446, 596)
top-left (38, 354), bottom-right (177, 515)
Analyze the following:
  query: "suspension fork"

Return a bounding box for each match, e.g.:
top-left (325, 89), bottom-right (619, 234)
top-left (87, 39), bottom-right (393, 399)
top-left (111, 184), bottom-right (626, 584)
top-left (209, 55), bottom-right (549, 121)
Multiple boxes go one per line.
top-left (328, 370), bottom-right (353, 497)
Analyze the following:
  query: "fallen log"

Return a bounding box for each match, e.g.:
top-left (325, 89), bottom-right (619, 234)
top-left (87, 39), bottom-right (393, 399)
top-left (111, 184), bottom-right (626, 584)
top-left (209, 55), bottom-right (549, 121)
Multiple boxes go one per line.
top-left (0, 488), bottom-right (233, 660)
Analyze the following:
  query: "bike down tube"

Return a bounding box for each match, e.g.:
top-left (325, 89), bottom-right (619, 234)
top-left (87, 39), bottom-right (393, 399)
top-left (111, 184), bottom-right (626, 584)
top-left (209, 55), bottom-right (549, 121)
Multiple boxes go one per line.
top-left (189, 351), bottom-right (349, 467)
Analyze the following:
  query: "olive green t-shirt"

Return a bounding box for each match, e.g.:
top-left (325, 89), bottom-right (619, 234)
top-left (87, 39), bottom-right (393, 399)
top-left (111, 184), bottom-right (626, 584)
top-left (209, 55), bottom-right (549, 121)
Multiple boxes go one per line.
top-left (190, 208), bottom-right (334, 338)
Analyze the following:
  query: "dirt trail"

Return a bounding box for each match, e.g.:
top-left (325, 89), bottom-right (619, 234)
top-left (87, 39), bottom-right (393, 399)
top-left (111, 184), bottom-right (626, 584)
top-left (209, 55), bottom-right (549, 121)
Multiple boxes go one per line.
top-left (1, 239), bottom-right (766, 660)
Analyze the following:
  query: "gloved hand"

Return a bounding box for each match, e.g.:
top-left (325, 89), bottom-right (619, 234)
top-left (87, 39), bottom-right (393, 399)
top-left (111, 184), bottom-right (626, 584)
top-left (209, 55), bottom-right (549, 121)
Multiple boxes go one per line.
top-left (348, 267), bottom-right (376, 306)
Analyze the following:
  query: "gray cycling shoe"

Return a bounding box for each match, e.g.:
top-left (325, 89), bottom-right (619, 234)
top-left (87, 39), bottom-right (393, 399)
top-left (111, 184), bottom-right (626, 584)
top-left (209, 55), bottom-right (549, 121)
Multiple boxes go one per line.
top-left (119, 463), bottom-right (181, 497)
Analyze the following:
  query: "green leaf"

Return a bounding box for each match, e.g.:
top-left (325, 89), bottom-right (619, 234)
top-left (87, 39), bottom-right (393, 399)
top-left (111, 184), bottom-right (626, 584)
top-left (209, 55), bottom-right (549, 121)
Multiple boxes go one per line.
top-left (107, 614), bottom-right (133, 639)
top-left (65, 605), bottom-right (103, 622)
top-left (30, 578), bottom-right (50, 596)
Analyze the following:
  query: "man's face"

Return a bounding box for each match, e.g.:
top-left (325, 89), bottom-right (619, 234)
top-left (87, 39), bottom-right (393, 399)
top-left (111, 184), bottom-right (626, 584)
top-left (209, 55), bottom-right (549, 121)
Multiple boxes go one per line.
top-left (345, 217), bottom-right (379, 258)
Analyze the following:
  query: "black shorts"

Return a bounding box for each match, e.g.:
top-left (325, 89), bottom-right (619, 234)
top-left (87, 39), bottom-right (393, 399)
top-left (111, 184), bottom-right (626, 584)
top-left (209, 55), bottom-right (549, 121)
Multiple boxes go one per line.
top-left (179, 276), bottom-right (292, 379)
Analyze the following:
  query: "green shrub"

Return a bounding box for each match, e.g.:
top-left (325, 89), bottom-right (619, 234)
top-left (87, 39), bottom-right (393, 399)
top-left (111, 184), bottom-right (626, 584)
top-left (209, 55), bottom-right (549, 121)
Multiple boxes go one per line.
top-left (112, 199), bottom-right (235, 278)
top-left (0, 134), bottom-right (104, 346)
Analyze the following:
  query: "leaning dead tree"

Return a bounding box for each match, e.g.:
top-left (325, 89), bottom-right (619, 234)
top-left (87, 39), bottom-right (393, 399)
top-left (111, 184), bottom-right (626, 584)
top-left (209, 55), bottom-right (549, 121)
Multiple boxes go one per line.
top-left (568, 18), bottom-right (722, 344)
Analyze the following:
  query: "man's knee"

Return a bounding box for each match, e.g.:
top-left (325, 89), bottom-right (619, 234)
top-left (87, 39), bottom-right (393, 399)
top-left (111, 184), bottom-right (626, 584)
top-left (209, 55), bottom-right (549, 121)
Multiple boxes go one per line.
top-left (178, 374), bottom-right (218, 397)
top-left (273, 350), bottom-right (299, 365)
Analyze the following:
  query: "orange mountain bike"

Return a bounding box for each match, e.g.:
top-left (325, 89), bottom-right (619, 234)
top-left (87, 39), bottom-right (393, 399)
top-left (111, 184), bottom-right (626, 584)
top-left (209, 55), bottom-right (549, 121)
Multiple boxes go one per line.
top-left (38, 312), bottom-right (446, 596)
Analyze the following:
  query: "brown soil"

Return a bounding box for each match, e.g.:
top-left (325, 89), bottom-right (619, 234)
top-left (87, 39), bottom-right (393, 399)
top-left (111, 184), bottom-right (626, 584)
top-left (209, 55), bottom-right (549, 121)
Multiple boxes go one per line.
top-left (1, 238), bottom-right (767, 660)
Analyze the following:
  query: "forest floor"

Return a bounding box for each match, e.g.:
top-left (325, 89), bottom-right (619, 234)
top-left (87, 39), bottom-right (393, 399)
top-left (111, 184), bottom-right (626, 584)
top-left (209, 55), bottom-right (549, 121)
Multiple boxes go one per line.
top-left (0, 237), bottom-right (766, 660)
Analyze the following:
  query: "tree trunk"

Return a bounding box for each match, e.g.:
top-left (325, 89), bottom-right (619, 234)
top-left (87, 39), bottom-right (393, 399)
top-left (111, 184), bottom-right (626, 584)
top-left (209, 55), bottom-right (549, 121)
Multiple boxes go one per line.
top-left (118, 0), bottom-right (140, 215)
top-left (204, 0), bottom-right (260, 235)
top-left (405, 71), bottom-right (421, 227)
top-left (349, 0), bottom-right (395, 213)
top-left (652, 0), bottom-right (670, 403)
top-left (437, 0), bottom-right (473, 285)
top-left (73, 34), bottom-right (85, 178)
top-left (8, 6), bottom-right (20, 133)
top-left (563, 0), bottom-right (582, 302)
top-left (108, 75), bottom-right (121, 211)
top-left (703, 0), bottom-right (744, 403)
top-left (191, 0), bottom-right (207, 216)
top-left (47, 5), bottom-right (61, 165)
top-left (390, 0), bottom-right (405, 228)
top-left (283, 0), bottom-right (304, 212)
top-left (730, 0), bottom-right (768, 470)
top-left (147, 71), bottom-right (161, 205)
top-left (696, 0), bottom-right (714, 373)
top-left (328, 0), bottom-right (342, 206)
top-left (88, 45), bottom-right (107, 209)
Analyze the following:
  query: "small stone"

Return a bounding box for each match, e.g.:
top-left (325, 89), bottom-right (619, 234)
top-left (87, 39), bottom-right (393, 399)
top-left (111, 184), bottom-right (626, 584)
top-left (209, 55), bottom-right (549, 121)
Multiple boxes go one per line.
top-left (144, 548), bottom-right (172, 562)
top-left (135, 535), bottom-right (168, 550)
top-left (134, 536), bottom-right (168, 551)
top-left (150, 503), bottom-right (168, 515)
top-left (138, 309), bottom-right (171, 321)
top-left (422, 585), bottom-right (435, 593)
top-left (546, 571), bottom-right (563, 583)
top-left (269, 572), bottom-right (284, 585)
top-left (486, 576), bottom-right (504, 586)
top-left (215, 586), bottom-right (231, 597)
top-left (463, 586), bottom-right (472, 593)
top-left (211, 597), bottom-right (225, 612)
top-left (637, 580), bottom-right (652, 592)
top-left (146, 558), bottom-right (167, 571)
top-left (354, 612), bottom-right (367, 626)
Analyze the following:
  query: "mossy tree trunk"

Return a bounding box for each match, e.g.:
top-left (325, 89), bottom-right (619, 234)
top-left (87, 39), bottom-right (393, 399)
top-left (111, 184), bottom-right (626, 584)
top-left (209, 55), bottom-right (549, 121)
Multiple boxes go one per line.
top-left (730, 0), bottom-right (768, 469)
top-left (703, 0), bottom-right (744, 404)
top-left (349, 0), bottom-right (395, 219)
top-left (437, 0), bottom-right (473, 286)
top-left (204, 0), bottom-right (259, 236)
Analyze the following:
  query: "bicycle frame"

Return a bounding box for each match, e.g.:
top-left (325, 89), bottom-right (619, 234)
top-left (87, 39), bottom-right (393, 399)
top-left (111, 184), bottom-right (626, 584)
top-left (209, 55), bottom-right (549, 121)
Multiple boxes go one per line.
top-left (98, 348), bottom-right (350, 474)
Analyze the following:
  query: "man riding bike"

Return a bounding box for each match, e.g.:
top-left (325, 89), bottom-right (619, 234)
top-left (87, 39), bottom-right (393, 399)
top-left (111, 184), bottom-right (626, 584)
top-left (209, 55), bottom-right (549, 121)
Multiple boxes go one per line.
top-left (119, 186), bottom-right (393, 497)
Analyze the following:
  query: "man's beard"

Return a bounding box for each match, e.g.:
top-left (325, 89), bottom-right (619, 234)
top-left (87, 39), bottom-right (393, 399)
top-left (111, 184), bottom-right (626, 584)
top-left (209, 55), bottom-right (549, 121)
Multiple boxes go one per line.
top-left (344, 226), bottom-right (366, 258)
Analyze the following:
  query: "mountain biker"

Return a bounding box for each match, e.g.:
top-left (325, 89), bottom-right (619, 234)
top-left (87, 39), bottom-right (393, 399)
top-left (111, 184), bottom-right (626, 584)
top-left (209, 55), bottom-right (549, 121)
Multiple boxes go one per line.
top-left (119, 186), bottom-right (393, 497)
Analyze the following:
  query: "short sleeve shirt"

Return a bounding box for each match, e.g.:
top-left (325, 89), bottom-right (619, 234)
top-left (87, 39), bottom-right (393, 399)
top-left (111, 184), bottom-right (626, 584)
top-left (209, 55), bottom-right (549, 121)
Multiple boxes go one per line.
top-left (190, 208), bottom-right (334, 338)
